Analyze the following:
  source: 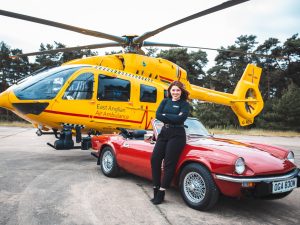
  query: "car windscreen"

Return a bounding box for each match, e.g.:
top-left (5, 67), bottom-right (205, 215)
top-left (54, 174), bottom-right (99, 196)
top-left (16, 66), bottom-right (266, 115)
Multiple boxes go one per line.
top-left (153, 118), bottom-right (210, 137)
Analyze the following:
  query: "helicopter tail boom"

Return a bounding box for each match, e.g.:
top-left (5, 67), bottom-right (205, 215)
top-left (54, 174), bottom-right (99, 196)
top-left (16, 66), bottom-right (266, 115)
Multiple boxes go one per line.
top-left (189, 64), bottom-right (264, 126)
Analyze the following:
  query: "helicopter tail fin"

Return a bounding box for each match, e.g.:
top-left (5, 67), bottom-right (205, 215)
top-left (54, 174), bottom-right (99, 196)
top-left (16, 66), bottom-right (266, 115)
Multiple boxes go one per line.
top-left (230, 64), bottom-right (264, 126)
top-left (189, 64), bottom-right (264, 126)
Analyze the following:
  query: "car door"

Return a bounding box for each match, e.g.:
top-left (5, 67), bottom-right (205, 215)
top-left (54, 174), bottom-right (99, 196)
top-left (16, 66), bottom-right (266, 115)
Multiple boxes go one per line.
top-left (118, 138), bottom-right (155, 179)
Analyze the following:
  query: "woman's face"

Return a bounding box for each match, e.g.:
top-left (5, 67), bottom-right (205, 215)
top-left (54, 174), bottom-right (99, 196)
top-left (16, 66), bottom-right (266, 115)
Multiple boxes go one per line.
top-left (170, 85), bottom-right (182, 100)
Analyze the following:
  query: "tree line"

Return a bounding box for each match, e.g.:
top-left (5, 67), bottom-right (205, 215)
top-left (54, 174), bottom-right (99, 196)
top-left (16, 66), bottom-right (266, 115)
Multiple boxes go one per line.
top-left (0, 34), bottom-right (300, 131)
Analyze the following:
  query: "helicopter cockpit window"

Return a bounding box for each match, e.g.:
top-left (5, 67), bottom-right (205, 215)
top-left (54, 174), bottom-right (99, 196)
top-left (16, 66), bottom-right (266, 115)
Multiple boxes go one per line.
top-left (13, 66), bottom-right (87, 100)
top-left (97, 75), bottom-right (130, 102)
top-left (140, 84), bottom-right (157, 103)
top-left (62, 73), bottom-right (94, 100)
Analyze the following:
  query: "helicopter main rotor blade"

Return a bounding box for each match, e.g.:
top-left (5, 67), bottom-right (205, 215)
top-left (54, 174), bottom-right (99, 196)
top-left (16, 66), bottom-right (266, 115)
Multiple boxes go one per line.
top-left (143, 41), bottom-right (181, 47)
top-left (180, 45), bottom-right (287, 60)
top-left (10, 42), bottom-right (121, 58)
top-left (134, 0), bottom-right (249, 44)
top-left (0, 9), bottom-right (125, 44)
top-left (143, 42), bottom-right (287, 60)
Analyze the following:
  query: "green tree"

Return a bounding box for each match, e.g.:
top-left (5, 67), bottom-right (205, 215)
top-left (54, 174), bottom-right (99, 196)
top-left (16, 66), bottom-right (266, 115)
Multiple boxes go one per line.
top-left (192, 102), bottom-right (238, 128)
top-left (0, 42), bottom-right (30, 121)
top-left (206, 35), bottom-right (258, 93)
top-left (283, 34), bottom-right (300, 87)
top-left (256, 83), bottom-right (300, 131)
top-left (275, 83), bottom-right (300, 131)
top-left (34, 42), bottom-right (97, 70)
top-left (145, 47), bottom-right (159, 57)
top-left (34, 42), bottom-right (61, 69)
top-left (0, 42), bottom-right (30, 89)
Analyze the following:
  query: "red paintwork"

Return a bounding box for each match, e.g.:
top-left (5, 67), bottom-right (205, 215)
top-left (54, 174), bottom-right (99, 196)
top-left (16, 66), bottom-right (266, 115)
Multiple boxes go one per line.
top-left (91, 132), bottom-right (297, 197)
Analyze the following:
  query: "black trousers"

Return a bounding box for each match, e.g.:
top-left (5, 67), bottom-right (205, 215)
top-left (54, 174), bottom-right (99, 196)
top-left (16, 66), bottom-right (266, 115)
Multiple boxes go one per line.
top-left (151, 126), bottom-right (186, 189)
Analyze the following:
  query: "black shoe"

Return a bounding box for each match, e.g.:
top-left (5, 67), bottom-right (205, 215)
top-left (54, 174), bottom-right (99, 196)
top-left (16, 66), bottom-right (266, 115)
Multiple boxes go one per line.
top-left (150, 187), bottom-right (159, 202)
top-left (152, 190), bottom-right (165, 205)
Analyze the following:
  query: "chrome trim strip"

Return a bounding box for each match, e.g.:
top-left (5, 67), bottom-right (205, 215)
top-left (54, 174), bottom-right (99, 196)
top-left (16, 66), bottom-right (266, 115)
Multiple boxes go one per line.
top-left (216, 168), bottom-right (300, 183)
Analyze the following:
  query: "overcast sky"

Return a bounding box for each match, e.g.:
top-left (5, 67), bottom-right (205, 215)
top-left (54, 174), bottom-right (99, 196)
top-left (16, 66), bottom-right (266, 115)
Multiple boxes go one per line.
top-left (0, 0), bottom-right (299, 68)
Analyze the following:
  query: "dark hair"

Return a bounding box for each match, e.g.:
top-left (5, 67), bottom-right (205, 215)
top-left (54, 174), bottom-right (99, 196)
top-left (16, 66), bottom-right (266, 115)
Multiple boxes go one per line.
top-left (167, 81), bottom-right (189, 101)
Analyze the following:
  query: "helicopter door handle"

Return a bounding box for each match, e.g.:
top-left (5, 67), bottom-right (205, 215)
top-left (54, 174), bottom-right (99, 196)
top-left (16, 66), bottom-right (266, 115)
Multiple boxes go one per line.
top-left (89, 100), bottom-right (96, 104)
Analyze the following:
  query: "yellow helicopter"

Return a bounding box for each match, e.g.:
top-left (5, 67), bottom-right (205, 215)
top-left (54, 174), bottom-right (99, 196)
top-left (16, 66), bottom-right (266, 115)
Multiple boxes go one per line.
top-left (0, 0), bottom-right (264, 149)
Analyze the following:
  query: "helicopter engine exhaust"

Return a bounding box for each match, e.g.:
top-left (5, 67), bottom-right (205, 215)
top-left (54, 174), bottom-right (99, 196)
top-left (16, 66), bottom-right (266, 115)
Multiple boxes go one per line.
top-left (188, 64), bottom-right (263, 126)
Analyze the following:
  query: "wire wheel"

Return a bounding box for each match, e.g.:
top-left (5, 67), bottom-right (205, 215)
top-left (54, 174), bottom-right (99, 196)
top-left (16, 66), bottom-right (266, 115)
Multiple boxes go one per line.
top-left (102, 150), bottom-right (114, 173)
top-left (183, 171), bottom-right (206, 203)
top-left (100, 147), bottom-right (120, 177)
top-left (179, 163), bottom-right (219, 210)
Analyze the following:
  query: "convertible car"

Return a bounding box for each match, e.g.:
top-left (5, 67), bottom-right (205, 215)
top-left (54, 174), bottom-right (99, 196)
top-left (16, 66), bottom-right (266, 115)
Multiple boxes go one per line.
top-left (91, 118), bottom-right (300, 210)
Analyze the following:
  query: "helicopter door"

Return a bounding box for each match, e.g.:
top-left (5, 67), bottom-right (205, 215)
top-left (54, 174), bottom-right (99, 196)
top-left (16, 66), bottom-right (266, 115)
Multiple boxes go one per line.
top-left (51, 71), bottom-right (95, 128)
top-left (133, 83), bottom-right (162, 129)
top-left (94, 74), bottom-right (135, 131)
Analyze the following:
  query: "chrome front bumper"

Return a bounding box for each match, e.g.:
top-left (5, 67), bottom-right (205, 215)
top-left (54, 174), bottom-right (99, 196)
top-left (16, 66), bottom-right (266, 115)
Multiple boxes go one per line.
top-left (215, 168), bottom-right (300, 183)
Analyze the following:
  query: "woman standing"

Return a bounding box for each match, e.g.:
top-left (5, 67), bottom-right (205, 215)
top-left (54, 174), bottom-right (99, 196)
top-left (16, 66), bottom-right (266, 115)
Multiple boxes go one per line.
top-left (151, 81), bottom-right (190, 205)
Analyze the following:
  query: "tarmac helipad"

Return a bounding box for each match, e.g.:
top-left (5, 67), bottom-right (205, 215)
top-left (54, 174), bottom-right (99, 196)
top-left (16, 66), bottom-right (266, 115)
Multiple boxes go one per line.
top-left (0, 127), bottom-right (299, 225)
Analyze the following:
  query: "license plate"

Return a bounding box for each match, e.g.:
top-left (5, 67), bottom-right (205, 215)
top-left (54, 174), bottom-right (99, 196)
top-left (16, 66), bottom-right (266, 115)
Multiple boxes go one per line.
top-left (272, 178), bottom-right (297, 194)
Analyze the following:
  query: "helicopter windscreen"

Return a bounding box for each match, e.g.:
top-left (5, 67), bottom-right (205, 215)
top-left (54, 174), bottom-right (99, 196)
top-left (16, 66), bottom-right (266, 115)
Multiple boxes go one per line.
top-left (13, 65), bottom-right (90, 100)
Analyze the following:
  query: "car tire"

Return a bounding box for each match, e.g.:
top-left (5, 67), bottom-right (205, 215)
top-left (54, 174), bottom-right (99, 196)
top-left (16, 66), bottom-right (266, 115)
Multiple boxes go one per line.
top-left (100, 146), bottom-right (120, 177)
top-left (179, 163), bottom-right (219, 211)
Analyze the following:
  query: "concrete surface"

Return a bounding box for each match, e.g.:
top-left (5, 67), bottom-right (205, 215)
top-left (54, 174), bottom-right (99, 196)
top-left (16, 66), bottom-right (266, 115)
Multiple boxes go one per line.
top-left (0, 127), bottom-right (299, 225)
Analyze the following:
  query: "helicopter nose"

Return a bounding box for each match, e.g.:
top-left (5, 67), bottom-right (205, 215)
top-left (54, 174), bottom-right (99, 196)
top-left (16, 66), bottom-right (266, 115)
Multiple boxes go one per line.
top-left (0, 90), bottom-right (13, 110)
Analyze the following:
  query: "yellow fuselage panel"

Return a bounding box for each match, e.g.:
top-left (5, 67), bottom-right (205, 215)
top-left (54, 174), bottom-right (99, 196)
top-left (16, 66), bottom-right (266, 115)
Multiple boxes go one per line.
top-left (63, 55), bottom-right (124, 70)
top-left (0, 54), bottom-right (264, 130)
top-left (65, 54), bottom-right (187, 85)
top-left (6, 65), bottom-right (166, 132)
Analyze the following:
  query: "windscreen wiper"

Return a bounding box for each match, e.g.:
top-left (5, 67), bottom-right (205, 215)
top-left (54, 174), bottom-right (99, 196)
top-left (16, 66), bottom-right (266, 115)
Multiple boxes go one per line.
top-left (187, 133), bottom-right (206, 137)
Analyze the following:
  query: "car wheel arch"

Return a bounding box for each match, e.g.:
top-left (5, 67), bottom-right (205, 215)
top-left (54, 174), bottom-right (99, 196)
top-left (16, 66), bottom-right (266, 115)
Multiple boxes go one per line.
top-left (175, 159), bottom-right (212, 186)
top-left (97, 144), bottom-right (117, 165)
top-left (178, 161), bottom-right (220, 210)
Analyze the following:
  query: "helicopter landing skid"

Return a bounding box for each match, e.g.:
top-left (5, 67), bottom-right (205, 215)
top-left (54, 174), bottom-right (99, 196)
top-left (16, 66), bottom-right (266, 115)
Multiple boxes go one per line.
top-left (45, 125), bottom-right (92, 150)
top-left (46, 125), bottom-right (75, 150)
top-left (46, 142), bottom-right (81, 150)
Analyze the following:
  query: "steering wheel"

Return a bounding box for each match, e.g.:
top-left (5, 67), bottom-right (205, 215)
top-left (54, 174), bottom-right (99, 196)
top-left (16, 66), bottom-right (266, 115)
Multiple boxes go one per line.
top-left (117, 128), bottom-right (132, 138)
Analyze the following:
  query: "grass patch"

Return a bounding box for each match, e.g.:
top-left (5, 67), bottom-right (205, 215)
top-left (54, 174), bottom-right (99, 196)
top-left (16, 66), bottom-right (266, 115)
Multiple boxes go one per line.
top-left (0, 121), bottom-right (32, 128)
top-left (1, 121), bottom-right (299, 137)
top-left (209, 128), bottom-right (300, 137)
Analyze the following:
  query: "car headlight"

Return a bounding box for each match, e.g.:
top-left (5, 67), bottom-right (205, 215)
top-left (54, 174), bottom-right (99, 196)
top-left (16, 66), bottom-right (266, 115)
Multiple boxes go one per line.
top-left (235, 157), bottom-right (245, 174)
top-left (287, 151), bottom-right (295, 164)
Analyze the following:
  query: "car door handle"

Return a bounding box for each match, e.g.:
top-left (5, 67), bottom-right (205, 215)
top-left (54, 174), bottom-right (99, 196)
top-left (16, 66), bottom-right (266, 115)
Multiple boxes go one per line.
top-left (123, 143), bottom-right (130, 148)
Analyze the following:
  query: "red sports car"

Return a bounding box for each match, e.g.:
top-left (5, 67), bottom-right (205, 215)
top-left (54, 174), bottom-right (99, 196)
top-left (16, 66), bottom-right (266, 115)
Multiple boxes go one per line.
top-left (91, 118), bottom-right (300, 210)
